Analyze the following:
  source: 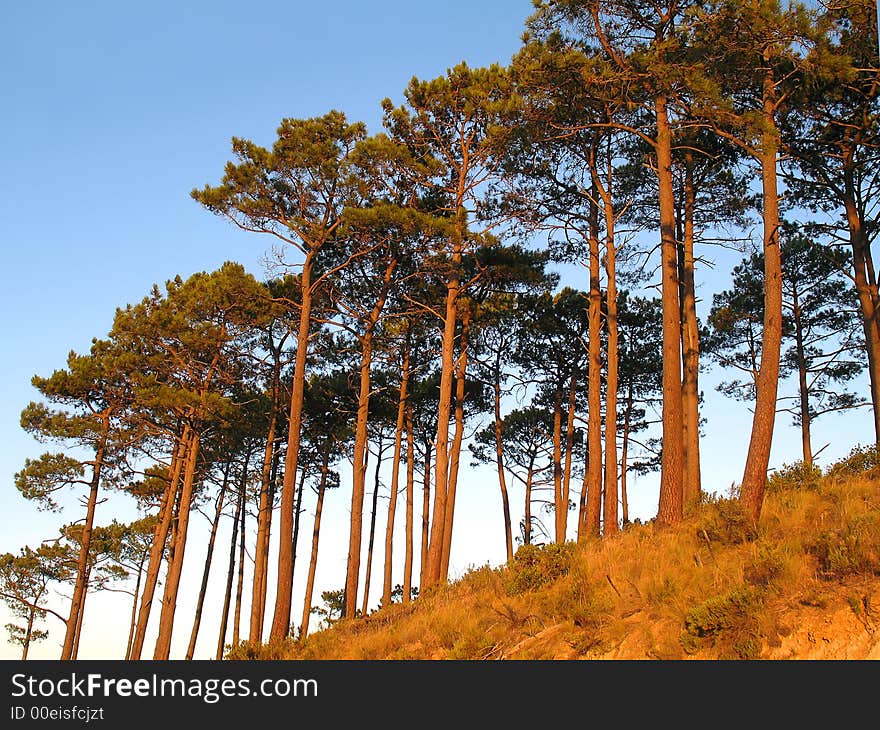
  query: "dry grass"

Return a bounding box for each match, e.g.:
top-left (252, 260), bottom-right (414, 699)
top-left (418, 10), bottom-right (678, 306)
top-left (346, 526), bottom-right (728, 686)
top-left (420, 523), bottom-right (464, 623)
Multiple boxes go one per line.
top-left (227, 452), bottom-right (880, 661)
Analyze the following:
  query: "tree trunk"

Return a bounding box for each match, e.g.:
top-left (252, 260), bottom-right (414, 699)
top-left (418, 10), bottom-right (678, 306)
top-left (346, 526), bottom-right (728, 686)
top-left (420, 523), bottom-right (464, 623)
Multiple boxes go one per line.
top-left (620, 380), bottom-right (634, 526)
top-left (270, 252), bottom-right (315, 642)
top-left (124, 552), bottom-right (146, 660)
top-left (493, 352), bottom-right (514, 562)
top-left (426, 208), bottom-right (465, 587)
top-left (216, 478), bottom-right (242, 661)
top-left (60, 418), bottom-right (108, 660)
top-left (233, 478), bottom-right (247, 645)
top-left (601, 166), bottom-right (619, 537)
top-left (361, 439), bottom-right (383, 617)
top-left (791, 292), bottom-right (813, 467)
top-left (844, 168), bottom-right (880, 444)
top-left (22, 606), bottom-right (35, 660)
top-left (71, 564), bottom-right (89, 659)
top-left (250, 355), bottom-right (280, 643)
top-left (681, 152), bottom-right (703, 510)
top-left (403, 395), bottom-right (415, 603)
top-left (345, 333), bottom-right (376, 619)
top-left (185, 461), bottom-right (231, 659)
top-left (581, 178), bottom-right (603, 540)
top-left (739, 71), bottom-right (783, 523)
top-left (441, 311), bottom-right (470, 580)
top-left (561, 373), bottom-right (577, 543)
top-left (654, 93), bottom-right (685, 527)
top-left (419, 440), bottom-right (431, 590)
top-left (383, 345), bottom-right (410, 607)
top-left (552, 385), bottom-right (565, 543)
top-left (524, 456), bottom-right (536, 546)
top-left (300, 453), bottom-right (330, 641)
top-left (153, 428), bottom-right (202, 660)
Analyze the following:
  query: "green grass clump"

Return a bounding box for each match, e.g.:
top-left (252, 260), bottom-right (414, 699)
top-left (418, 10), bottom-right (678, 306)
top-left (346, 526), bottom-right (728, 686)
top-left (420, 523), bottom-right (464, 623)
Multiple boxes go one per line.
top-left (503, 542), bottom-right (576, 596)
top-left (810, 515), bottom-right (880, 579)
top-left (682, 585), bottom-right (765, 659)
top-left (826, 444), bottom-right (880, 480)
top-left (696, 498), bottom-right (757, 545)
top-left (768, 461), bottom-right (822, 492)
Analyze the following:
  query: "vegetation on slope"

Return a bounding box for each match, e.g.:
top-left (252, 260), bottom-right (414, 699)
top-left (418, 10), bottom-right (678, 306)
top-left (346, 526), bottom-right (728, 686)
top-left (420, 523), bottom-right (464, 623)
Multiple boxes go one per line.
top-left (229, 445), bottom-right (880, 660)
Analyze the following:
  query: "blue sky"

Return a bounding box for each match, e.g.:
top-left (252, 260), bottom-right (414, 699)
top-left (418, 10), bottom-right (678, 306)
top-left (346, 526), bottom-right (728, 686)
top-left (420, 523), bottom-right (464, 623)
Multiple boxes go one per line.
top-left (1, 0), bottom-right (873, 659)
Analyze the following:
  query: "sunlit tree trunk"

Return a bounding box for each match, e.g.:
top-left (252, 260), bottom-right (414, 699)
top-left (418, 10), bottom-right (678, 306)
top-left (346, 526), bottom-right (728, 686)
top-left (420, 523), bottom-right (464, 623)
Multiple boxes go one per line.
top-left (216, 479), bottom-right (242, 661)
top-left (740, 68), bottom-right (784, 523)
top-left (60, 416), bottom-right (108, 660)
top-left (300, 453), bottom-right (331, 640)
top-left (383, 345), bottom-right (410, 607)
top-left (655, 94), bottom-right (685, 527)
top-left (185, 462), bottom-right (231, 659)
top-left (403, 396), bottom-right (416, 603)
top-left (681, 152), bottom-right (702, 510)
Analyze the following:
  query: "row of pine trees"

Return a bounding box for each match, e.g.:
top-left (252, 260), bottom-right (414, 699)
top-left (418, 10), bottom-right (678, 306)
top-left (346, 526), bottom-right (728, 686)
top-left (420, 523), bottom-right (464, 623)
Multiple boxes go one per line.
top-left (2, 0), bottom-right (877, 659)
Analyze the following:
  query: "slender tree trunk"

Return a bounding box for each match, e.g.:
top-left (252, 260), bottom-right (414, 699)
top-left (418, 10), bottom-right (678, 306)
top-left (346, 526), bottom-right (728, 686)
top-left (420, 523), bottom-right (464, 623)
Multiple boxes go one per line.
top-left (740, 73), bottom-right (783, 523)
top-left (216, 478), bottom-right (242, 661)
top-left (124, 552), bottom-right (146, 660)
top-left (620, 380), bottom-right (634, 526)
top-left (441, 311), bottom-right (470, 580)
top-left (561, 373), bottom-right (577, 543)
top-left (300, 453), bottom-right (330, 641)
top-left (419, 440), bottom-right (431, 589)
top-left (791, 294), bottom-right (813, 467)
top-left (655, 94), bottom-right (685, 527)
top-left (233, 480), bottom-right (247, 645)
top-left (552, 386), bottom-right (565, 543)
top-left (153, 428), bottom-right (202, 660)
top-left (22, 606), bottom-right (36, 660)
top-left (601, 171), bottom-right (619, 537)
top-left (524, 457), bottom-right (536, 546)
top-left (844, 173), bottom-right (880, 444)
top-left (383, 345), bottom-right (410, 607)
top-left (185, 463), bottom-right (231, 659)
top-left (130, 427), bottom-right (188, 660)
top-left (361, 439), bottom-right (384, 617)
top-left (581, 178), bottom-right (603, 540)
top-left (270, 252), bottom-right (315, 642)
top-left (290, 464), bottom-right (307, 612)
top-left (681, 152), bottom-right (702, 510)
top-left (251, 357), bottom-right (280, 642)
top-left (345, 260), bottom-right (397, 617)
top-left (71, 566), bottom-right (88, 659)
top-left (60, 419), bottom-right (108, 660)
top-left (260, 435), bottom-right (282, 627)
top-left (426, 207), bottom-right (465, 588)
top-left (403, 396), bottom-right (415, 603)
top-left (493, 353), bottom-right (514, 562)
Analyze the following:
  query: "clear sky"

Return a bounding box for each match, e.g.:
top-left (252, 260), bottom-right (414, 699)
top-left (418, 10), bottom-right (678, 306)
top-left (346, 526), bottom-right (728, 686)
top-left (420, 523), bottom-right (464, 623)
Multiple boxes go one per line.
top-left (1, 0), bottom-right (873, 660)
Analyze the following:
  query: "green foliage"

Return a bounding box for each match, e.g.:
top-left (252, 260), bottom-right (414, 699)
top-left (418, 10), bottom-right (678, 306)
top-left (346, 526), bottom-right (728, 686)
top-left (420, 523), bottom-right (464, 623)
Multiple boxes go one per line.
top-left (767, 461), bottom-right (822, 493)
top-left (825, 444), bottom-right (880, 480)
top-left (743, 544), bottom-right (786, 589)
top-left (810, 515), bottom-right (880, 579)
top-left (503, 542), bottom-right (575, 595)
top-left (696, 498), bottom-right (757, 545)
top-left (14, 453), bottom-right (86, 511)
top-left (682, 585), bottom-right (765, 660)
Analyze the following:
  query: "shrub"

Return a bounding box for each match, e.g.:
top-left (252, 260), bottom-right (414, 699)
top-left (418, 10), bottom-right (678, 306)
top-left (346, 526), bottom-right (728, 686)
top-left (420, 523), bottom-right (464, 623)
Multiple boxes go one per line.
top-left (503, 542), bottom-right (575, 595)
top-left (810, 515), bottom-right (880, 579)
top-left (767, 461), bottom-right (821, 492)
top-left (744, 544), bottom-right (785, 589)
top-left (696, 498), bottom-right (757, 545)
top-left (682, 585), bottom-right (764, 659)
top-left (826, 444), bottom-right (880, 480)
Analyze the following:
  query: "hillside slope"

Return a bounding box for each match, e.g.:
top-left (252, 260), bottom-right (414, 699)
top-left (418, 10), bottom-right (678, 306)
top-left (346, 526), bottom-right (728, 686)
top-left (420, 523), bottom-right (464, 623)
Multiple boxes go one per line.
top-left (231, 450), bottom-right (880, 660)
